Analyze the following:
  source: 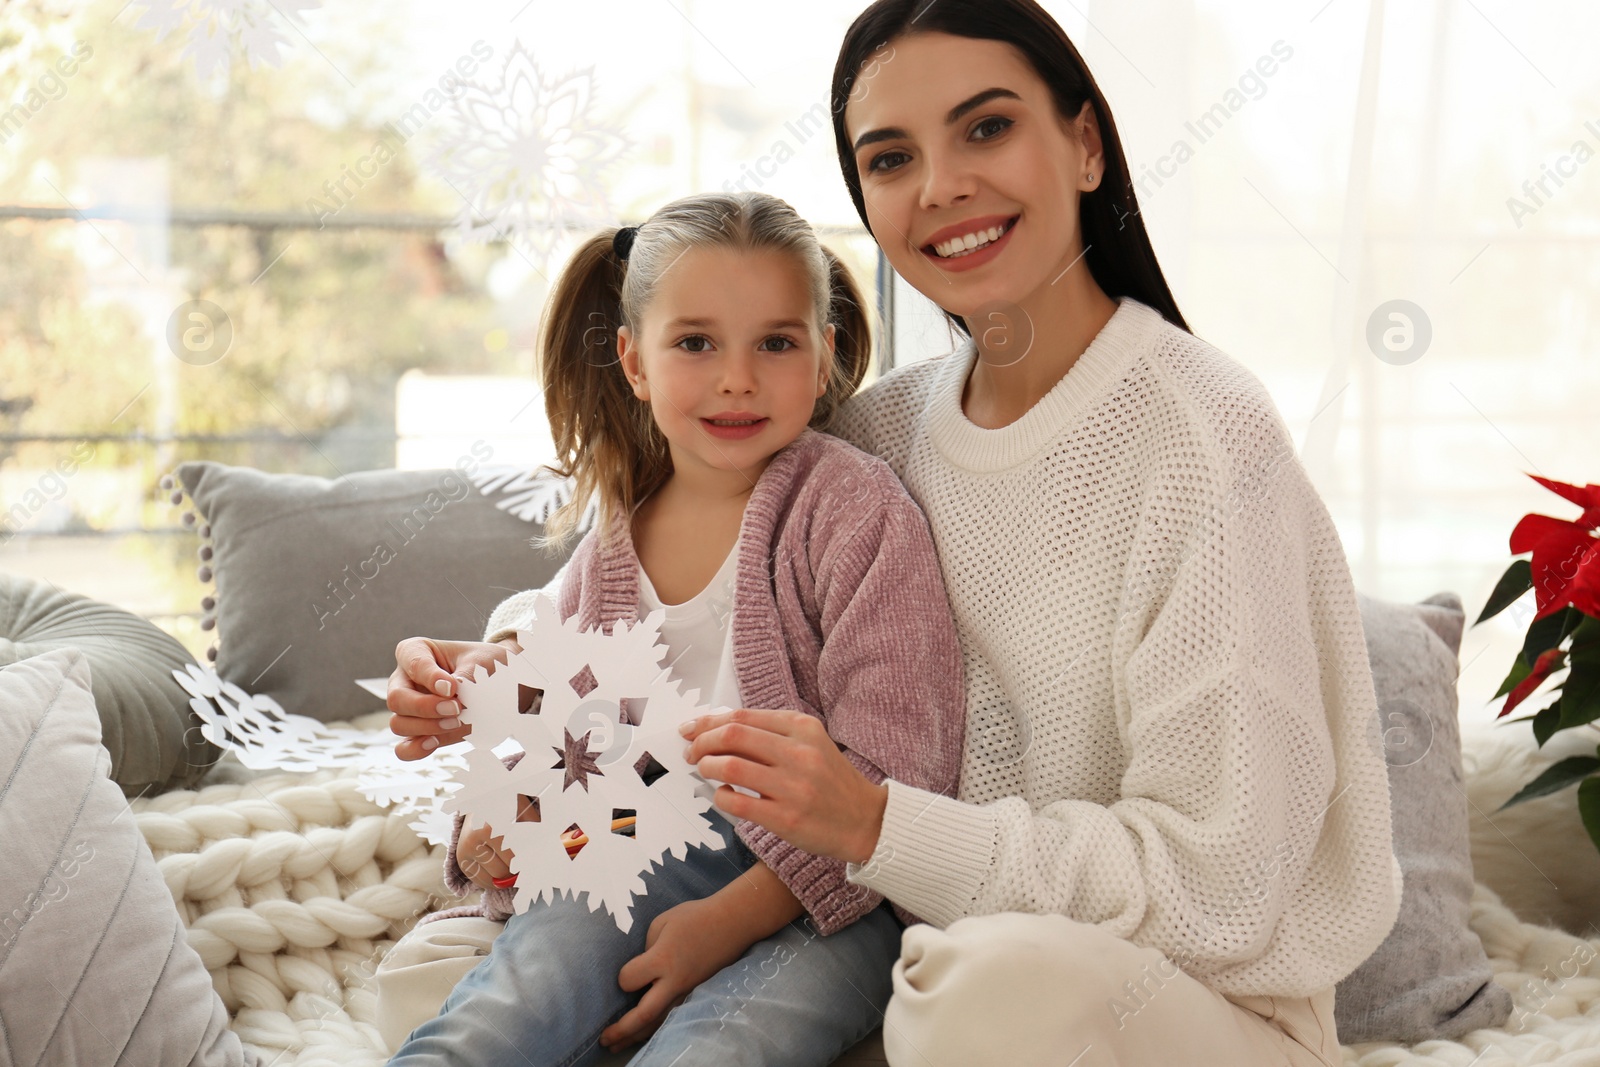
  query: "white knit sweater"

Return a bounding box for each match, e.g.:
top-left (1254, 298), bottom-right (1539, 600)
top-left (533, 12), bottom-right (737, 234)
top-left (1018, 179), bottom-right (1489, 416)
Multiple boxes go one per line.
top-left (830, 298), bottom-right (1402, 997)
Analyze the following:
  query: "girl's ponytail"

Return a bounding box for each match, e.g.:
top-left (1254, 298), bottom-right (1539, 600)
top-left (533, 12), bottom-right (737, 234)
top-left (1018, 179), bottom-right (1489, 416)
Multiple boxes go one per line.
top-left (812, 244), bottom-right (873, 431)
top-left (538, 229), bottom-right (670, 547)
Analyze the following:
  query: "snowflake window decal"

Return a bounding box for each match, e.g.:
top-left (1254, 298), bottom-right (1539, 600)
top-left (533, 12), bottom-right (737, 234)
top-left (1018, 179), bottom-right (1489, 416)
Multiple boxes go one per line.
top-left (130, 0), bottom-right (322, 80)
top-left (444, 594), bottom-right (725, 932)
top-left (421, 40), bottom-right (632, 261)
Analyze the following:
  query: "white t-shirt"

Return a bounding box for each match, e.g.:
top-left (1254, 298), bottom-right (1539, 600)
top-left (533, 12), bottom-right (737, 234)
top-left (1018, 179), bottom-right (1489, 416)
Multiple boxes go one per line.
top-left (639, 543), bottom-right (744, 823)
top-left (637, 541), bottom-right (743, 712)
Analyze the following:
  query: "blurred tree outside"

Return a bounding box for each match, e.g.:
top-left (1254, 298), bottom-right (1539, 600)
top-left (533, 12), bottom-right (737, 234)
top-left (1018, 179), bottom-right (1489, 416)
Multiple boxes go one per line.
top-left (0, 0), bottom-right (597, 652)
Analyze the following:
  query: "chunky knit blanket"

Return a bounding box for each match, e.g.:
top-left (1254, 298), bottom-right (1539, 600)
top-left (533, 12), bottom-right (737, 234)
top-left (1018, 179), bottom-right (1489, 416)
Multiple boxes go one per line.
top-left (133, 751), bottom-right (1600, 1067)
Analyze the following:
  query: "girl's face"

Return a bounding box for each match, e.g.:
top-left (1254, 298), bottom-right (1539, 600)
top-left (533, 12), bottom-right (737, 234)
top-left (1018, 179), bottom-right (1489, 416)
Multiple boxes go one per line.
top-left (617, 244), bottom-right (835, 485)
top-left (843, 31), bottom-right (1102, 318)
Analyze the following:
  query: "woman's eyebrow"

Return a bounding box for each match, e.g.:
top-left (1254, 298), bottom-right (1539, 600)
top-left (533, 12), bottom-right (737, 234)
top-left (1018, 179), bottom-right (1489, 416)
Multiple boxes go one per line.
top-left (852, 87), bottom-right (1022, 153)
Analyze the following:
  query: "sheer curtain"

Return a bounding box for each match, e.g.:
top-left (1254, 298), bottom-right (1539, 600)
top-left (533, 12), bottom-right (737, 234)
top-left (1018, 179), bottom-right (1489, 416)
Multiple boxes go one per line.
top-left (893, 0), bottom-right (1598, 719)
top-left (2, 0), bottom-right (1593, 718)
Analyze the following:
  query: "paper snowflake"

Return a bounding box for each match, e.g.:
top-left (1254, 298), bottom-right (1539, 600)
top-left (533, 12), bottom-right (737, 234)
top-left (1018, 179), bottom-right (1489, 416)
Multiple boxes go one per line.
top-left (172, 663), bottom-right (469, 845)
top-left (422, 40), bottom-right (631, 259)
top-left (131, 0), bottom-right (321, 79)
top-left (469, 465), bottom-right (596, 532)
top-left (443, 595), bottom-right (725, 932)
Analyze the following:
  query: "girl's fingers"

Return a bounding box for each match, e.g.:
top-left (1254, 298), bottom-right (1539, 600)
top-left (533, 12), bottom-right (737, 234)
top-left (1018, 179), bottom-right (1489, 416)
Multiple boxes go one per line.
top-left (601, 980), bottom-right (676, 1051)
top-left (458, 826), bottom-right (514, 886)
top-left (462, 846), bottom-right (512, 884)
top-left (615, 946), bottom-right (658, 994)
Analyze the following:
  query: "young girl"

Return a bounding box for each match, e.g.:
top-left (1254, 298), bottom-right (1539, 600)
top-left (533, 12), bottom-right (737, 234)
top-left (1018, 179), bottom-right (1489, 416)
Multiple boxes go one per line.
top-left (379, 190), bottom-right (965, 1066)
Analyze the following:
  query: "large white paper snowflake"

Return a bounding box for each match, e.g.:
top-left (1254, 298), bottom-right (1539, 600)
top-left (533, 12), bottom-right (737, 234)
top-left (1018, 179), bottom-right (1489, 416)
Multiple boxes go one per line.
top-left (131, 0), bottom-right (321, 79)
top-left (422, 41), bottom-right (631, 259)
top-left (443, 595), bottom-right (725, 932)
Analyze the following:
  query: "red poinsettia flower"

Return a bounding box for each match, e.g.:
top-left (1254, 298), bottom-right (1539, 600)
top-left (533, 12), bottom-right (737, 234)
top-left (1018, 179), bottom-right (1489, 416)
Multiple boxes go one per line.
top-left (1509, 474), bottom-right (1600, 621)
top-left (1499, 646), bottom-right (1568, 718)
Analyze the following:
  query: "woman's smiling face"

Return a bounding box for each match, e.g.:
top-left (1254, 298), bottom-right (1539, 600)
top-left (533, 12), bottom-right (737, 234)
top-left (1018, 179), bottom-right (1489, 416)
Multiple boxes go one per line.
top-left (843, 31), bottom-right (1102, 319)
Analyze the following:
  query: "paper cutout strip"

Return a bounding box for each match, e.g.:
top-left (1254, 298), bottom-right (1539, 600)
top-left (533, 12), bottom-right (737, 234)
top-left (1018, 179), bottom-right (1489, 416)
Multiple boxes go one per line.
top-left (172, 663), bottom-right (467, 846)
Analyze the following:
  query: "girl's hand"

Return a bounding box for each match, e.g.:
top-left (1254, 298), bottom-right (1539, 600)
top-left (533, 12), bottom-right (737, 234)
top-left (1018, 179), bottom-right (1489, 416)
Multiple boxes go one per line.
top-left (680, 708), bottom-right (889, 864)
top-left (601, 897), bottom-right (748, 1052)
top-left (457, 820), bottom-right (515, 891)
top-left (387, 637), bottom-right (520, 761)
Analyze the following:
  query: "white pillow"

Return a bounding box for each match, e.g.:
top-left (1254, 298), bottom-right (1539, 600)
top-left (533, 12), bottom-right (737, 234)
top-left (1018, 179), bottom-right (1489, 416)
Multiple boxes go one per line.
top-left (0, 648), bottom-right (250, 1066)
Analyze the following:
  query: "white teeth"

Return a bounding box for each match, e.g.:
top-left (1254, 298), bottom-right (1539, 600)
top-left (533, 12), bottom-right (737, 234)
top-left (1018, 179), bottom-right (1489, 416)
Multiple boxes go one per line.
top-left (934, 222), bottom-right (1010, 259)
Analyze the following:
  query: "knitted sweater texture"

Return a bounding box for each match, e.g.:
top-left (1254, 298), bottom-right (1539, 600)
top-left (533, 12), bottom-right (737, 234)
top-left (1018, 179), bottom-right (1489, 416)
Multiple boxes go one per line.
top-left (830, 298), bottom-right (1402, 997)
top-left (430, 429), bottom-right (966, 936)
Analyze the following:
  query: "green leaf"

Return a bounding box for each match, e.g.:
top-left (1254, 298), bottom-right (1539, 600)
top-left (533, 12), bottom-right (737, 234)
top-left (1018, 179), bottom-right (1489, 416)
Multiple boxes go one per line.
top-left (1568, 616), bottom-right (1600, 666)
top-left (1523, 606), bottom-right (1581, 669)
top-left (1579, 778), bottom-right (1600, 856)
top-left (1533, 702), bottom-right (1564, 746)
top-left (1474, 559), bottom-right (1533, 625)
top-left (1495, 656), bottom-right (1533, 700)
top-left (1499, 756), bottom-right (1600, 810)
top-left (1556, 664), bottom-right (1600, 731)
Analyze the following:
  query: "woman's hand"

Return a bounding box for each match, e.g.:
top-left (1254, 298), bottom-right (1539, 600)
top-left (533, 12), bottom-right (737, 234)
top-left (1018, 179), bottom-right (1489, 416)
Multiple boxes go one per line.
top-left (388, 637), bottom-right (520, 761)
top-left (680, 708), bottom-right (889, 864)
top-left (457, 820), bottom-right (515, 891)
top-left (600, 897), bottom-right (749, 1052)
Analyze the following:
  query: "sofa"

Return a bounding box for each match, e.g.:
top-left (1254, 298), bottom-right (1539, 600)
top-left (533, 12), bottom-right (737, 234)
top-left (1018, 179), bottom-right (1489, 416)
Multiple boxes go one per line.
top-left (4, 460), bottom-right (1599, 1066)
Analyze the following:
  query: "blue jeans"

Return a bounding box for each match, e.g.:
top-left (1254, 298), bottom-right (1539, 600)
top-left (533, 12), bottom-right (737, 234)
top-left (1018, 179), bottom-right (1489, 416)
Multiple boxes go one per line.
top-left (386, 816), bottom-right (901, 1066)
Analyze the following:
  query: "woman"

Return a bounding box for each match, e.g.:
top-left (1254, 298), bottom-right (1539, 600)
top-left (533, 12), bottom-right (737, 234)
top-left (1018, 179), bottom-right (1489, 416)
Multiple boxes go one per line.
top-left (386, 1), bottom-right (1401, 1063)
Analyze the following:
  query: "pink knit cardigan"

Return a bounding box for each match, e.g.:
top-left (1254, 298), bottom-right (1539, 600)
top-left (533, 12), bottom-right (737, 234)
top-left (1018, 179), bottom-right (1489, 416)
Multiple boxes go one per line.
top-left (425, 428), bottom-right (965, 935)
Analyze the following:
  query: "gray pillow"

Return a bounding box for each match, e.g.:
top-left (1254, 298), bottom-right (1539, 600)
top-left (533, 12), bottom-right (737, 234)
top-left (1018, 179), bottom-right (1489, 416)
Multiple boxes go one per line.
top-left (0, 648), bottom-right (250, 1066)
top-left (175, 461), bottom-right (567, 723)
top-left (1334, 591), bottom-right (1513, 1042)
top-left (0, 572), bottom-right (218, 797)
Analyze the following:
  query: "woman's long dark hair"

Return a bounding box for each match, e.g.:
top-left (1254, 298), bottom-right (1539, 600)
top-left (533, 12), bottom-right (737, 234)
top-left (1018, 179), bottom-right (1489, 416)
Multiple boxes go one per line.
top-left (830, 0), bottom-right (1188, 335)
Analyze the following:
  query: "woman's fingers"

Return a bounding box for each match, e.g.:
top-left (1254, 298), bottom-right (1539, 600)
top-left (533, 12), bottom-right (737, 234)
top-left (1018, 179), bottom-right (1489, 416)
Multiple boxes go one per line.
top-left (388, 714), bottom-right (469, 761)
top-left (680, 708), bottom-right (809, 764)
top-left (680, 707), bottom-right (804, 742)
top-left (393, 735), bottom-right (467, 758)
top-left (388, 713), bottom-right (467, 739)
top-left (695, 753), bottom-right (782, 797)
top-left (394, 637), bottom-right (457, 698)
top-left (386, 683), bottom-right (455, 720)
top-left (388, 639), bottom-right (481, 761)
